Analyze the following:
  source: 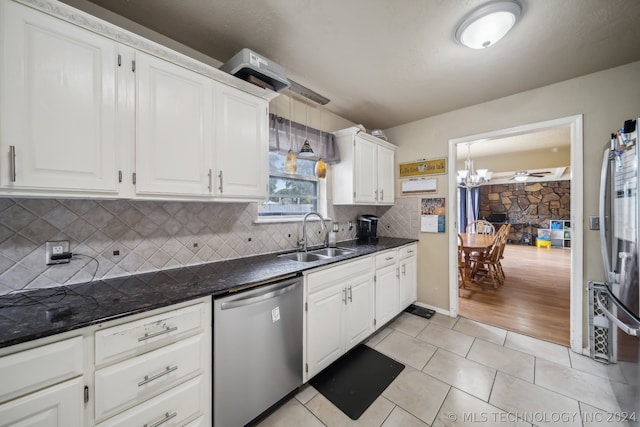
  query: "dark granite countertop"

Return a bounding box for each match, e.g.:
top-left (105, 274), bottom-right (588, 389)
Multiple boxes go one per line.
top-left (0, 237), bottom-right (416, 349)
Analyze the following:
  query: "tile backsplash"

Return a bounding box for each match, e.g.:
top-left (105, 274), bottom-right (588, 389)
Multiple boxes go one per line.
top-left (0, 197), bottom-right (419, 295)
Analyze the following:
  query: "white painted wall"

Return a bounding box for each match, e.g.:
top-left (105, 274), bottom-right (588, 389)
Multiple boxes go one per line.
top-left (385, 61), bottom-right (640, 340)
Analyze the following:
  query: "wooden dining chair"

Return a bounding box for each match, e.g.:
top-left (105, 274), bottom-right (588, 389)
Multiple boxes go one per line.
top-left (457, 234), bottom-right (466, 288)
top-left (473, 224), bottom-right (510, 288)
top-left (466, 220), bottom-right (495, 235)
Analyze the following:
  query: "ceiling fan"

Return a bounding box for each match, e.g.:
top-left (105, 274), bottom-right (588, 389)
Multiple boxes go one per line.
top-left (510, 170), bottom-right (551, 181)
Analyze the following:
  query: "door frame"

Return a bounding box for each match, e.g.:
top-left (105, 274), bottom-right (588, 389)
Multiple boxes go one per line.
top-left (447, 115), bottom-right (584, 353)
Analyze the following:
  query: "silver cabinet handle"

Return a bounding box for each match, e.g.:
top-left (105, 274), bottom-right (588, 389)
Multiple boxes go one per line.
top-left (374, 189), bottom-right (378, 200)
top-left (138, 326), bottom-right (178, 342)
top-left (348, 286), bottom-right (353, 302)
top-left (385, 256), bottom-right (394, 261)
top-left (402, 264), bottom-right (406, 276)
top-left (380, 189), bottom-right (384, 200)
top-left (144, 411), bottom-right (177, 427)
top-left (342, 288), bottom-right (347, 305)
top-left (396, 267), bottom-right (400, 279)
top-left (208, 169), bottom-right (212, 192)
top-left (9, 145), bottom-right (16, 182)
top-left (118, 170), bottom-right (123, 183)
top-left (407, 249), bottom-right (414, 254)
top-left (218, 170), bottom-right (223, 193)
top-left (138, 365), bottom-right (178, 387)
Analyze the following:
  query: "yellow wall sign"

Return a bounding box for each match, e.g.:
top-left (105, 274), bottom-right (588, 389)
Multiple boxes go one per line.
top-left (399, 158), bottom-right (447, 177)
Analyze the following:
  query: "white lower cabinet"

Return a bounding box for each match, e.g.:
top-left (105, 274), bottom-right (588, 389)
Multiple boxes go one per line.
top-left (95, 377), bottom-right (205, 427)
top-left (399, 244), bottom-right (418, 309)
top-left (305, 257), bottom-right (374, 379)
top-left (0, 377), bottom-right (84, 427)
top-left (0, 297), bottom-right (211, 427)
top-left (374, 250), bottom-right (400, 329)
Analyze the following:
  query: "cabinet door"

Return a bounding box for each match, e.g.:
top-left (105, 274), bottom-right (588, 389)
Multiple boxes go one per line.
top-left (135, 51), bottom-right (212, 196)
top-left (214, 84), bottom-right (268, 200)
top-left (353, 138), bottom-right (378, 203)
top-left (375, 264), bottom-right (400, 328)
top-left (399, 256), bottom-right (418, 309)
top-left (1, 1), bottom-right (118, 193)
top-left (377, 146), bottom-right (395, 204)
top-left (344, 274), bottom-right (374, 351)
top-left (306, 284), bottom-right (345, 377)
top-left (0, 378), bottom-right (83, 427)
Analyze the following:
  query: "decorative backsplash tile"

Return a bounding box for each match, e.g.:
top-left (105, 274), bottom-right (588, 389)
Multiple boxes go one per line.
top-left (0, 197), bottom-right (419, 294)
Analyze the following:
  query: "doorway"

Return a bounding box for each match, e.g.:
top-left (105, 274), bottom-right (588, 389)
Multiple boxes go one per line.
top-left (447, 115), bottom-right (584, 353)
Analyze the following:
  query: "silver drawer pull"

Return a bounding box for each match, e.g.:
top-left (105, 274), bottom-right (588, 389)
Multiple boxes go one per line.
top-left (407, 250), bottom-right (414, 254)
top-left (144, 411), bottom-right (177, 427)
top-left (138, 365), bottom-right (178, 387)
top-left (138, 326), bottom-right (178, 342)
top-left (385, 256), bottom-right (394, 261)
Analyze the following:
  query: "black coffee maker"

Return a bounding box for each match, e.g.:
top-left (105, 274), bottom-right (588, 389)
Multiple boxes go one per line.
top-left (356, 214), bottom-right (379, 243)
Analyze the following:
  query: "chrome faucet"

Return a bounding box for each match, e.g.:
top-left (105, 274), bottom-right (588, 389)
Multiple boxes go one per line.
top-left (299, 211), bottom-right (327, 252)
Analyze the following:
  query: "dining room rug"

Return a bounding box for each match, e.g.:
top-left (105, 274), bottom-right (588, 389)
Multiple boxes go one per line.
top-left (309, 344), bottom-right (404, 420)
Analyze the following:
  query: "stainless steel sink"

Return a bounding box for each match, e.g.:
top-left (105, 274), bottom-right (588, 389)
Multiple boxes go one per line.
top-left (309, 247), bottom-right (355, 257)
top-left (278, 252), bottom-right (329, 262)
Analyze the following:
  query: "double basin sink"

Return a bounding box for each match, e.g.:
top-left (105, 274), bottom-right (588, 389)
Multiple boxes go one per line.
top-left (278, 247), bottom-right (354, 263)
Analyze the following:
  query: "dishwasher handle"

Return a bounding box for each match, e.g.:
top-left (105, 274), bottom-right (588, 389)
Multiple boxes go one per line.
top-left (220, 278), bottom-right (301, 310)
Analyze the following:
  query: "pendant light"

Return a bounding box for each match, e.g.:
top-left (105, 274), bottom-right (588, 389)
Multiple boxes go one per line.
top-left (299, 100), bottom-right (315, 157)
top-left (283, 94), bottom-right (297, 174)
top-left (314, 108), bottom-right (327, 179)
top-left (457, 143), bottom-right (491, 188)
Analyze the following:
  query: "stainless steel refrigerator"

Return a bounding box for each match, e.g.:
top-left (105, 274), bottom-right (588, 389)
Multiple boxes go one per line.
top-left (592, 117), bottom-right (639, 421)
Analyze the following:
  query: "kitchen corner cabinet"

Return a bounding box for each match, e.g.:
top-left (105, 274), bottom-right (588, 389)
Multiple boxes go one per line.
top-left (332, 127), bottom-right (397, 205)
top-left (0, 297), bottom-right (211, 427)
top-left (0, 0), bottom-right (271, 202)
top-left (305, 257), bottom-right (374, 379)
top-left (213, 84), bottom-right (268, 200)
top-left (0, 0), bottom-right (119, 195)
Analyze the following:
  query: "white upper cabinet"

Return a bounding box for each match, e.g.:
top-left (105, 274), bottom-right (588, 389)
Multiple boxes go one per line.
top-left (0, 0), bottom-right (118, 194)
top-left (135, 51), bottom-right (213, 197)
top-left (332, 128), bottom-right (397, 205)
top-left (0, 0), bottom-right (274, 201)
top-left (213, 84), bottom-right (268, 200)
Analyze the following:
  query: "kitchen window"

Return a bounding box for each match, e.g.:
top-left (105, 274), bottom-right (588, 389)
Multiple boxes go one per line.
top-left (258, 152), bottom-right (321, 218)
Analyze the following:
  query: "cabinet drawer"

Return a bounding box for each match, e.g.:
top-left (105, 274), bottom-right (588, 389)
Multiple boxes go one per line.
top-left (95, 303), bottom-right (204, 366)
top-left (375, 250), bottom-right (398, 268)
top-left (307, 256), bottom-right (372, 294)
top-left (95, 376), bottom-right (205, 427)
top-left (399, 244), bottom-right (417, 260)
top-left (0, 377), bottom-right (84, 427)
top-left (0, 336), bottom-right (83, 403)
top-left (95, 334), bottom-right (204, 420)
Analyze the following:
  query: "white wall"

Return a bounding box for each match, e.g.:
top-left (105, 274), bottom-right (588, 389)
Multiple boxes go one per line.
top-left (385, 61), bottom-right (640, 315)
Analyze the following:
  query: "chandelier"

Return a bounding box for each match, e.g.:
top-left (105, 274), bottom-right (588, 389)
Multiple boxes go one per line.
top-left (457, 144), bottom-right (491, 188)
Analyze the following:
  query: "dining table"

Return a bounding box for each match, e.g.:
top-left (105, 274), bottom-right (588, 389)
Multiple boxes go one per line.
top-left (458, 233), bottom-right (496, 288)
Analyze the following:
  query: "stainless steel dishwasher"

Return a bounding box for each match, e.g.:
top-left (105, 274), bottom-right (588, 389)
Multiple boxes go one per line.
top-left (213, 275), bottom-right (303, 426)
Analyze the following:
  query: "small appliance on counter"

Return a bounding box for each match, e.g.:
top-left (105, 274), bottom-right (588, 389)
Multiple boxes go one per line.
top-left (356, 214), bottom-right (379, 243)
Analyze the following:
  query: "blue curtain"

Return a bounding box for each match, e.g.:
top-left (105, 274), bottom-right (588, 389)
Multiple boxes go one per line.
top-left (457, 187), bottom-right (467, 233)
top-left (458, 186), bottom-right (480, 232)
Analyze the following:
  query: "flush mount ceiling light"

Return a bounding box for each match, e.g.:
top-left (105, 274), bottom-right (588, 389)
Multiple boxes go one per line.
top-left (455, 0), bottom-right (522, 49)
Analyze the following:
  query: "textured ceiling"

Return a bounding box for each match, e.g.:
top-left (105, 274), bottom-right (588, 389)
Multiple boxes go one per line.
top-left (71, 0), bottom-right (640, 130)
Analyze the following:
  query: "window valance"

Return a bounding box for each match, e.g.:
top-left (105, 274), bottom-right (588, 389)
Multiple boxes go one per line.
top-left (268, 114), bottom-right (340, 164)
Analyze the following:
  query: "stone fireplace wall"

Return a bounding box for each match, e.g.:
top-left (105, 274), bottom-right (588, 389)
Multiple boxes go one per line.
top-left (479, 181), bottom-right (571, 243)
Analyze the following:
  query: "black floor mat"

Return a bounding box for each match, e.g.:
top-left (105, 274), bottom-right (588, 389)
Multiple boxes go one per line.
top-left (404, 304), bottom-right (435, 319)
top-left (309, 344), bottom-right (404, 420)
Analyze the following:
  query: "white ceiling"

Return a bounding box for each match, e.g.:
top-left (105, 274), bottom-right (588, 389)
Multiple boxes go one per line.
top-left (68, 0), bottom-right (640, 130)
top-left (456, 126), bottom-right (571, 158)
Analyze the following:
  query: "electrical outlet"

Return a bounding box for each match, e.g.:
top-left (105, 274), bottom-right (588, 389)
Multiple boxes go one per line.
top-left (45, 241), bottom-right (70, 265)
top-left (348, 221), bottom-right (353, 231)
top-left (332, 223), bottom-right (339, 232)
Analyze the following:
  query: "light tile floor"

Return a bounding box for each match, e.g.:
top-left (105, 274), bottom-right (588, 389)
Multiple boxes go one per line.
top-left (257, 313), bottom-right (634, 427)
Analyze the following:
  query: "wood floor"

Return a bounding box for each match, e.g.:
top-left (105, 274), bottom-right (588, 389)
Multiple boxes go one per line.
top-left (459, 244), bottom-right (571, 346)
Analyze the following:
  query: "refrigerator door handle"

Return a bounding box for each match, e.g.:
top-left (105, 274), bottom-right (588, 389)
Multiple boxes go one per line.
top-left (599, 147), bottom-right (615, 282)
top-left (595, 284), bottom-right (640, 337)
